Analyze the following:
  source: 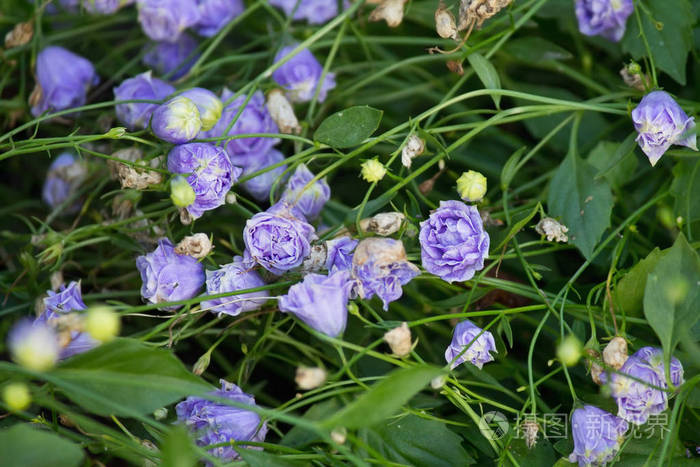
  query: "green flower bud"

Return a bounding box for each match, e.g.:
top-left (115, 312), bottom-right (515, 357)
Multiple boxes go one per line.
top-left (3, 383), bottom-right (31, 412)
top-left (556, 335), bottom-right (583, 367)
top-left (456, 170), bottom-right (487, 202)
top-left (84, 306), bottom-right (121, 342)
top-left (170, 176), bottom-right (196, 208)
top-left (361, 158), bottom-right (387, 183)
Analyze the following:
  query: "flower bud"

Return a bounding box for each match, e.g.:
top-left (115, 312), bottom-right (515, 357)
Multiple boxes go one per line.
top-left (535, 217), bottom-right (569, 243)
top-left (435, 2), bottom-right (458, 39)
top-left (151, 96), bottom-right (202, 144)
top-left (175, 233), bottom-right (213, 259)
top-left (8, 320), bottom-right (60, 371)
top-left (383, 322), bottom-right (412, 357)
top-left (3, 383), bottom-right (31, 412)
top-left (178, 88), bottom-right (222, 131)
top-left (430, 374), bottom-right (447, 389)
top-left (84, 306), bottom-right (121, 342)
top-left (361, 158), bottom-right (387, 183)
top-left (602, 337), bottom-right (628, 370)
top-left (295, 366), bottom-right (327, 390)
top-left (556, 335), bottom-right (582, 367)
top-left (170, 176), bottom-right (196, 208)
top-left (401, 134), bottom-right (426, 168)
top-left (586, 348), bottom-right (605, 385)
top-left (153, 407), bottom-right (168, 420)
top-left (192, 352), bottom-right (211, 376)
top-left (369, 0), bottom-right (408, 27)
top-left (456, 170), bottom-right (487, 202)
top-left (359, 212), bottom-right (405, 236)
top-left (331, 426), bottom-right (347, 445)
top-left (266, 89), bottom-right (301, 135)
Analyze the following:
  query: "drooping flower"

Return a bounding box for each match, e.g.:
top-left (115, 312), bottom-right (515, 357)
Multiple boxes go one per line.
top-left (176, 379), bottom-right (267, 461)
top-left (326, 236), bottom-right (358, 273)
top-left (268, 0), bottom-right (347, 24)
top-left (456, 170), bottom-right (487, 202)
top-left (243, 208), bottom-right (317, 275)
top-left (137, 0), bottom-right (201, 42)
top-left (42, 153), bottom-right (87, 212)
top-left (574, 0), bottom-right (633, 42)
top-left (610, 355), bottom-right (668, 425)
top-left (444, 319), bottom-right (497, 369)
top-left (114, 71), bottom-right (175, 130)
top-left (279, 270), bottom-right (354, 337)
top-left (631, 91), bottom-right (697, 166)
top-left (136, 238), bottom-right (206, 309)
top-left (568, 405), bottom-right (628, 467)
top-left (240, 149), bottom-right (288, 202)
top-left (178, 88), bottom-right (222, 131)
top-left (633, 347), bottom-right (684, 388)
top-left (7, 319), bottom-right (60, 371)
top-left (419, 200), bottom-right (490, 283)
top-left (279, 164), bottom-right (330, 220)
top-left (31, 46), bottom-right (99, 117)
top-left (201, 256), bottom-right (269, 316)
top-left (143, 34), bottom-right (199, 80)
top-left (272, 45), bottom-right (336, 103)
top-left (151, 96), bottom-right (202, 144)
top-left (194, 0), bottom-right (244, 37)
top-left (201, 89), bottom-right (279, 167)
top-left (167, 142), bottom-right (242, 219)
top-left (351, 238), bottom-right (420, 310)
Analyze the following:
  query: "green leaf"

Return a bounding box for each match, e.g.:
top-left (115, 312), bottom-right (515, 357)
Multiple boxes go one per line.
top-left (547, 152), bottom-right (614, 259)
top-left (321, 365), bottom-right (443, 429)
top-left (671, 160), bottom-right (700, 223)
top-left (467, 53), bottom-right (502, 108)
top-left (495, 202), bottom-right (541, 251)
top-left (160, 426), bottom-right (199, 467)
top-left (238, 449), bottom-right (304, 467)
top-left (0, 424), bottom-right (84, 467)
top-left (281, 399), bottom-right (341, 448)
top-left (314, 106), bottom-right (383, 149)
top-left (509, 437), bottom-right (558, 467)
top-left (504, 37), bottom-right (573, 62)
top-left (613, 247), bottom-right (665, 317)
top-left (643, 233), bottom-right (700, 358)
top-left (588, 136), bottom-right (638, 188)
top-left (51, 338), bottom-right (213, 416)
top-left (500, 146), bottom-right (527, 190)
top-left (358, 415), bottom-right (474, 467)
top-left (622, 0), bottom-right (694, 84)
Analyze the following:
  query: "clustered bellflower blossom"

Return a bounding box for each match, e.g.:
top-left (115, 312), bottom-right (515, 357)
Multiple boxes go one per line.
top-left (326, 236), bottom-right (358, 273)
top-left (151, 96), bottom-right (202, 144)
top-left (42, 153), bottom-right (87, 212)
top-left (272, 46), bottom-right (336, 103)
top-left (420, 200), bottom-right (489, 283)
top-left (568, 405), bottom-right (628, 467)
top-left (351, 238), bottom-right (420, 310)
top-left (194, 0), bottom-right (244, 37)
top-left (178, 88), bottom-right (223, 131)
top-left (445, 319), bottom-right (497, 369)
top-left (176, 380), bottom-right (268, 462)
top-left (279, 164), bottom-right (331, 220)
top-left (167, 143), bottom-right (242, 219)
top-left (202, 256), bottom-right (270, 316)
top-left (136, 238), bottom-right (205, 309)
top-left (631, 91), bottom-right (697, 166)
top-left (574, 0), bottom-right (633, 42)
top-left (240, 149), bottom-right (288, 201)
top-left (114, 71), bottom-right (175, 130)
top-left (143, 34), bottom-right (199, 80)
top-left (634, 346), bottom-right (684, 387)
top-left (137, 0), bottom-right (201, 43)
top-left (279, 270), bottom-right (354, 337)
top-left (243, 209), bottom-right (317, 275)
top-left (269, 0), bottom-right (346, 24)
top-left (610, 355), bottom-right (668, 425)
top-left (31, 46), bottom-right (99, 117)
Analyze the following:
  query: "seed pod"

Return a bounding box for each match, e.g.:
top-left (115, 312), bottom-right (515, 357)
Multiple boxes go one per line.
top-left (369, 0), bottom-right (408, 28)
top-left (383, 322), bottom-right (412, 357)
top-left (603, 337), bottom-right (628, 370)
top-left (266, 89), bottom-right (301, 134)
top-left (435, 2), bottom-right (458, 40)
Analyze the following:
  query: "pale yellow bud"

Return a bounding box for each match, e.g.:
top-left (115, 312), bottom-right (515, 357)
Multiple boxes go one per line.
top-left (361, 158), bottom-right (387, 183)
top-left (84, 306), bottom-right (121, 342)
top-left (3, 383), bottom-right (31, 412)
top-left (556, 335), bottom-right (582, 367)
top-left (456, 170), bottom-right (487, 202)
top-left (170, 176), bottom-right (196, 208)
top-left (295, 367), bottom-right (327, 390)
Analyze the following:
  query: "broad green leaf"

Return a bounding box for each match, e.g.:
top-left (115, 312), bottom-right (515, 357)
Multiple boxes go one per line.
top-left (547, 152), bottom-right (614, 259)
top-left (160, 426), bottom-right (198, 467)
top-left (358, 415), bottom-right (474, 467)
top-left (0, 424), bottom-right (84, 467)
top-left (238, 449), bottom-right (304, 467)
top-left (613, 247), bottom-right (665, 317)
top-left (321, 365), bottom-right (443, 429)
top-left (509, 438), bottom-right (558, 467)
top-left (643, 234), bottom-right (700, 358)
top-left (51, 338), bottom-right (213, 416)
top-left (504, 37), bottom-right (573, 62)
top-left (622, 0), bottom-right (693, 84)
top-left (314, 106), bottom-right (383, 149)
top-left (671, 160), bottom-right (700, 223)
top-left (467, 53), bottom-right (502, 108)
top-left (589, 136), bottom-right (638, 188)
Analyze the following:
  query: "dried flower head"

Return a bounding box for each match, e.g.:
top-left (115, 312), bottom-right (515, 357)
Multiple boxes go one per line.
top-left (383, 322), bottom-right (412, 357)
top-left (359, 212), bottom-right (405, 237)
top-left (175, 233), bottom-right (213, 259)
top-left (603, 337), bottom-right (628, 370)
top-left (110, 148), bottom-right (163, 190)
top-left (535, 217), bottom-right (569, 243)
top-left (295, 367), bottom-right (327, 390)
top-left (369, 0), bottom-right (408, 28)
top-left (4, 21), bottom-right (33, 49)
top-left (266, 89), bottom-right (301, 134)
top-left (435, 2), bottom-right (458, 40)
top-left (458, 0), bottom-right (512, 32)
top-left (401, 134), bottom-right (426, 168)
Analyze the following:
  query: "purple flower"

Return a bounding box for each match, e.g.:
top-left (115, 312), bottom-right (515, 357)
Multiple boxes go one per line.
top-left (610, 356), bottom-right (668, 425)
top-left (326, 236), bottom-right (358, 273)
top-left (269, 0), bottom-right (347, 24)
top-left (137, 0), bottom-right (200, 42)
top-left (243, 209), bottom-right (317, 275)
top-left (42, 153), bottom-right (87, 212)
top-left (351, 238), bottom-right (419, 310)
top-left (201, 89), bottom-right (279, 167)
top-left (143, 34), bottom-right (200, 80)
top-left (31, 46), bottom-right (98, 117)
top-left (575, 0), bottom-right (633, 42)
top-left (176, 379), bottom-right (267, 461)
top-left (272, 46), bottom-right (336, 103)
top-left (7, 319), bottom-right (60, 371)
top-left (633, 347), bottom-right (684, 388)
top-left (194, 0), bottom-right (244, 37)
top-left (44, 281), bottom-right (87, 313)
top-left (279, 270), bottom-right (353, 337)
top-left (240, 149), bottom-right (288, 202)
top-left (167, 143), bottom-right (242, 219)
top-left (444, 319), bottom-right (497, 369)
top-left (568, 405), bottom-right (628, 467)
top-left (178, 88), bottom-right (222, 131)
top-left (151, 96), bottom-right (202, 144)
top-left (279, 164), bottom-right (330, 220)
top-left (631, 91), bottom-right (697, 166)
top-left (419, 200), bottom-right (489, 283)
top-left (136, 238), bottom-right (205, 309)
top-left (114, 71), bottom-right (175, 130)
top-left (202, 256), bottom-right (269, 316)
